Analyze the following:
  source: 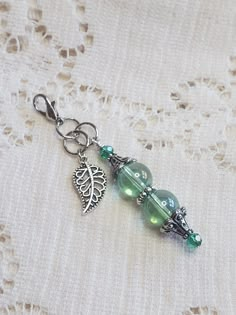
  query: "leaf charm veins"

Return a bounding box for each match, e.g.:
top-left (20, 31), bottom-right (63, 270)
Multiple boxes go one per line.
top-left (73, 162), bottom-right (107, 214)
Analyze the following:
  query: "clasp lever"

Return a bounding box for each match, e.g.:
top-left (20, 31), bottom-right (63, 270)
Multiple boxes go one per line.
top-left (33, 94), bottom-right (59, 122)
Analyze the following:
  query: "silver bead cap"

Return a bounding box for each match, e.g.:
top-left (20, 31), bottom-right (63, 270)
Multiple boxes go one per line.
top-left (108, 154), bottom-right (135, 176)
top-left (160, 207), bottom-right (193, 239)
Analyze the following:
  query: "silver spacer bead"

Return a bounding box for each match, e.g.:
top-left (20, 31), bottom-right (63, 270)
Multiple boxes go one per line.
top-left (136, 186), bottom-right (153, 205)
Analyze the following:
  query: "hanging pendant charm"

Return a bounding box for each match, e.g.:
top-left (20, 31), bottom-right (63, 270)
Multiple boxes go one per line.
top-left (73, 161), bottom-right (107, 215)
top-left (33, 94), bottom-right (202, 249)
top-left (33, 94), bottom-right (107, 214)
top-left (99, 145), bottom-right (202, 249)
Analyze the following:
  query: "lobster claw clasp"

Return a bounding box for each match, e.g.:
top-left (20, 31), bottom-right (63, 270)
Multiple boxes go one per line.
top-left (33, 94), bottom-right (59, 122)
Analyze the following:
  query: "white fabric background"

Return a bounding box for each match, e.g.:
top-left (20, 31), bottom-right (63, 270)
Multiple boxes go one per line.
top-left (0, 0), bottom-right (235, 314)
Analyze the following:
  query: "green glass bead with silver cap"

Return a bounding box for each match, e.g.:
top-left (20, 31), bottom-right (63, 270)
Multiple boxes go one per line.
top-left (99, 145), bottom-right (202, 249)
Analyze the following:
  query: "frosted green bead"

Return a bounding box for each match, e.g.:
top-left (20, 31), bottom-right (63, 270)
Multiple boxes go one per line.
top-left (142, 189), bottom-right (180, 227)
top-left (116, 162), bottom-right (153, 198)
top-left (187, 233), bottom-right (202, 249)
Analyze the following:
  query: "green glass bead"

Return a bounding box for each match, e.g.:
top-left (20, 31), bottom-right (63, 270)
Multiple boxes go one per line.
top-left (116, 161), bottom-right (153, 198)
top-left (100, 145), bottom-right (114, 159)
top-left (142, 189), bottom-right (180, 227)
top-left (187, 233), bottom-right (202, 249)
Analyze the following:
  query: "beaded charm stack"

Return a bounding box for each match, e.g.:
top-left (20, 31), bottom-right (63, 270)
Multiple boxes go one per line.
top-left (33, 94), bottom-right (202, 249)
top-left (100, 146), bottom-right (202, 249)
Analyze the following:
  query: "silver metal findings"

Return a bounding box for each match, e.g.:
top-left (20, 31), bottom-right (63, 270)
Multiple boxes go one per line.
top-left (33, 94), bottom-right (59, 122)
top-left (33, 94), bottom-right (107, 215)
top-left (160, 207), bottom-right (193, 239)
top-left (108, 154), bottom-right (135, 176)
top-left (136, 186), bottom-right (153, 205)
top-left (73, 160), bottom-right (107, 215)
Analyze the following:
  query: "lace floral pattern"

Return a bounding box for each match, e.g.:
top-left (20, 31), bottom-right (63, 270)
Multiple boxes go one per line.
top-left (0, 223), bottom-right (50, 314)
top-left (182, 306), bottom-right (218, 315)
top-left (0, 0), bottom-right (235, 314)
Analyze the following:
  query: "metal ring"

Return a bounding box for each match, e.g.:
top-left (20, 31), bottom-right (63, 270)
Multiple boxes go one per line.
top-left (56, 118), bottom-right (80, 140)
top-left (75, 122), bottom-right (99, 146)
top-left (63, 130), bottom-right (89, 155)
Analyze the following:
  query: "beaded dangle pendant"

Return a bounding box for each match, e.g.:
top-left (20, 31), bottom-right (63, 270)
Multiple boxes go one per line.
top-left (33, 94), bottom-right (202, 249)
top-left (99, 148), bottom-right (202, 249)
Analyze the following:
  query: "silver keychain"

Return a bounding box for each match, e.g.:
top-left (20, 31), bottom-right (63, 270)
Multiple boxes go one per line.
top-left (33, 94), bottom-right (107, 215)
top-left (33, 94), bottom-right (202, 249)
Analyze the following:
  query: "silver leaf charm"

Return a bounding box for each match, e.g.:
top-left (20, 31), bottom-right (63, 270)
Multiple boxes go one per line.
top-left (73, 162), bottom-right (107, 214)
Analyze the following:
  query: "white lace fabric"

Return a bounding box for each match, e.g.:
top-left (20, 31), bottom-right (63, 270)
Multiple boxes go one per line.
top-left (0, 0), bottom-right (235, 314)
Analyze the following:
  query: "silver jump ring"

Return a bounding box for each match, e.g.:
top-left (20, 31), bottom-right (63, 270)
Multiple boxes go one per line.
top-left (56, 118), bottom-right (80, 140)
top-left (75, 122), bottom-right (99, 146)
top-left (63, 130), bottom-right (89, 155)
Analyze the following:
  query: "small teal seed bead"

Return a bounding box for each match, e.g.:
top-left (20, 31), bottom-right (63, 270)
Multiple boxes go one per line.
top-left (142, 189), bottom-right (180, 227)
top-left (116, 161), bottom-right (153, 198)
top-left (100, 145), bottom-right (114, 159)
top-left (187, 233), bottom-right (202, 249)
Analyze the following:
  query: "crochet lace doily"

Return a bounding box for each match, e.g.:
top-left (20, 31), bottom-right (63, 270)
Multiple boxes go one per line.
top-left (0, 0), bottom-right (235, 314)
